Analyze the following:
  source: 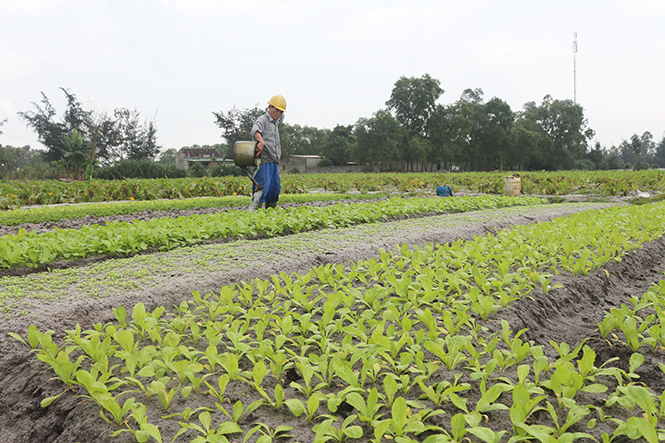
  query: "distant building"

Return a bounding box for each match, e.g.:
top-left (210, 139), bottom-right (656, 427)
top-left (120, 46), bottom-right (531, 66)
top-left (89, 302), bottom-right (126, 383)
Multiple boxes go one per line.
top-left (176, 148), bottom-right (225, 170)
top-left (288, 155), bottom-right (322, 172)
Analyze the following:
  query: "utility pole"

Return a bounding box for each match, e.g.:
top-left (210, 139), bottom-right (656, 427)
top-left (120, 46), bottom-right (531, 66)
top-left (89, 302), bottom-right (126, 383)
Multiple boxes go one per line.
top-left (573, 32), bottom-right (578, 104)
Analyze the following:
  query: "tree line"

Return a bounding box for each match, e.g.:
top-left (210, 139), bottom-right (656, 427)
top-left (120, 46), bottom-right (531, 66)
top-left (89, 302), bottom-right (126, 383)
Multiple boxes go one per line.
top-left (2, 78), bottom-right (664, 180)
top-left (214, 74), bottom-right (665, 172)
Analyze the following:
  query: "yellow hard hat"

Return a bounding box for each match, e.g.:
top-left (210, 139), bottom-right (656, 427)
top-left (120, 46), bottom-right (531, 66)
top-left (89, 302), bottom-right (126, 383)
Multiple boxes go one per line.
top-left (268, 95), bottom-right (287, 111)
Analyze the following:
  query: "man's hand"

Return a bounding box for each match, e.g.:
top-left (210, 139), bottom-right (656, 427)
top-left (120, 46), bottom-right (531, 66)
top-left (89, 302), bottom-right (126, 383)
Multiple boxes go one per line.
top-left (254, 141), bottom-right (264, 157)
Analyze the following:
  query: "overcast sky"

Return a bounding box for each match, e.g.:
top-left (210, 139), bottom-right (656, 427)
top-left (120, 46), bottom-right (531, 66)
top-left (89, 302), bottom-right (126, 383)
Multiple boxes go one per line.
top-left (1, 0), bottom-right (663, 154)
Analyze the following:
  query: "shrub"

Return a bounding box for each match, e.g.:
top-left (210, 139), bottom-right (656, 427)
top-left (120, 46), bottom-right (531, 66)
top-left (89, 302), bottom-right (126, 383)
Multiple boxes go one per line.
top-left (188, 163), bottom-right (207, 177)
top-left (96, 159), bottom-right (186, 180)
top-left (208, 164), bottom-right (244, 177)
top-left (572, 159), bottom-right (596, 171)
top-left (317, 158), bottom-right (333, 167)
top-left (634, 161), bottom-right (650, 171)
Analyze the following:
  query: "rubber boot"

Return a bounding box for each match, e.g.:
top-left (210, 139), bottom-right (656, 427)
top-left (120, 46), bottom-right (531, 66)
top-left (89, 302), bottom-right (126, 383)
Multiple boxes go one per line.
top-left (265, 202), bottom-right (277, 209)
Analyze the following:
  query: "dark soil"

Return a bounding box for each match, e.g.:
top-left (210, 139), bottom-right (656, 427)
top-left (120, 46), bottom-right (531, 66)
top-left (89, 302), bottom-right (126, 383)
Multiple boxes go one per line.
top-left (1, 200), bottom-right (663, 442)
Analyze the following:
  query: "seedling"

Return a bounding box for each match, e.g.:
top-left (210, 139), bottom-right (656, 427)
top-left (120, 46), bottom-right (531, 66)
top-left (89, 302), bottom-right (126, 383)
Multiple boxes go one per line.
top-left (345, 388), bottom-right (385, 424)
top-left (172, 410), bottom-right (241, 443)
top-left (244, 423), bottom-right (294, 442)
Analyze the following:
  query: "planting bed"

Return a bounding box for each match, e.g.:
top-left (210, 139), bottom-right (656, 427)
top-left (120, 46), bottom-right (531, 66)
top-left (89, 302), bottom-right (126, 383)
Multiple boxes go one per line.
top-left (1, 198), bottom-right (665, 443)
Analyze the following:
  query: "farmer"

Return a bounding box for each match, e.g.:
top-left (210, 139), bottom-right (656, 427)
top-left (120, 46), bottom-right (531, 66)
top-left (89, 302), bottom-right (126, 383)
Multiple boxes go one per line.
top-left (249, 95), bottom-right (286, 210)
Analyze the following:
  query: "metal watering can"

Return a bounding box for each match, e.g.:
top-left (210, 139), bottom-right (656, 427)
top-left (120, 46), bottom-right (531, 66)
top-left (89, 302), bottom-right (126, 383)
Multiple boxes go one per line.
top-left (234, 141), bottom-right (259, 168)
top-left (234, 141), bottom-right (264, 210)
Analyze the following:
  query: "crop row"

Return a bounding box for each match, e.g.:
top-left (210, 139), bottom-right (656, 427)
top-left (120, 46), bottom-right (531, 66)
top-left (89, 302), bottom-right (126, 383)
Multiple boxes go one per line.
top-left (0, 193), bottom-right (390, 227)
top-left (0, 195), bottom-right (545, 271)
top-left (598, 279), bottom-right (665, 352)
top-left (13, 202), bottom-right (665, 443)
top-left (2, 170), bottom-right (665, 208)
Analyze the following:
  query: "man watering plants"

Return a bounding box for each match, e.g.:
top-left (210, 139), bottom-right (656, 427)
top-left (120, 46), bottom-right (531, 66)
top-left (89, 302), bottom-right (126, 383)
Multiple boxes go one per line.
top-left (249, 95), bottom-right (286, 210)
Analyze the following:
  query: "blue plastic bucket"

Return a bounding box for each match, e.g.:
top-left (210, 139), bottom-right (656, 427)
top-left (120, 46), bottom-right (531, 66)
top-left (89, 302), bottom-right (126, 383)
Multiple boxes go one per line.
top-left (436, 186), bottom-right (452, 197)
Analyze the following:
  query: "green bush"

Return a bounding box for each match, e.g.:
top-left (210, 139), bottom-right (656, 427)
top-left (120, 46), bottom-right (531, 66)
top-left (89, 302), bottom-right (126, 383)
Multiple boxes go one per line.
top-left (188, 163), bottom-right (207, 178)
top-left (572, 159), bottom-right (596, 171)
top-left (96, 159), bottom-right (186, 180)
top-left (634, 161), bottom-right (650, 171)
top-left (317, 158), bottom-right (333, 167)
top-left (207, 164), bottom-right (244, 177)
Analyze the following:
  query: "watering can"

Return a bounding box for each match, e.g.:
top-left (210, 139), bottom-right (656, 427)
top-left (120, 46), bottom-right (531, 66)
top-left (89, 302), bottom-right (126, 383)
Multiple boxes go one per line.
top-left (234, 141), bottom-right (264, 210)
top-left (234, 141), bottom-right (263, 191)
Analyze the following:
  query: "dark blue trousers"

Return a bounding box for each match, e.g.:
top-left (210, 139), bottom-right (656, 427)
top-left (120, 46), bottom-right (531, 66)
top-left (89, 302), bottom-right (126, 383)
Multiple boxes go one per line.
top-left (253, 162), bottom-right (281, 204)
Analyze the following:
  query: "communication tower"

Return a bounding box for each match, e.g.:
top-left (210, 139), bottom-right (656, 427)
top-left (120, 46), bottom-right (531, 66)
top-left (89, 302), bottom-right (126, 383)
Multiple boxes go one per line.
top-left (573, 32), bottom-right (578, 104)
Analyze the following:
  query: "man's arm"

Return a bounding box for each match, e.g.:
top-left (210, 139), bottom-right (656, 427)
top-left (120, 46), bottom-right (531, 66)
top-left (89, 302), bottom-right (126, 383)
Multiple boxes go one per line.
top-left (253, 131), bottom-right (265, 156)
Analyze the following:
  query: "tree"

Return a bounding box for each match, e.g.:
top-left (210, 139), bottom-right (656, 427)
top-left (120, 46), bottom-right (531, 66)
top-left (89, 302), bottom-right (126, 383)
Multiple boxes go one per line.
top-left (280, 123), bottom-right (330, 158)
top-left (653, 135), bottom-right (665, 167)
top-left (18, 88), bottom-right (88, 163)
top-left (113, 108), bottom-right (161, 162)
top-left (478, 97), bottom-right (515, 170)
top-left (617, 132), bottom-right (655, 168)
top-left (0, 144), bottom-right (46, 178)
top-left (455, 88), bottom-right (486, 171)
top-left (586, 142), bottom-right (606, 170)
top-left (635, 131), bottom-right (656, 163)
top-left (605, 145), bottom-right (625, 169)
top-left (321, 125), bottom-right (355, 166)
top-left (19, 88), bottom-right (161, 171)
top-left (511, 118), bottom-right (552, 170)
top-left (629, 134), bottom-right (642, 167)
top-left (617, 139), bottom-right (632, 165)
top-left (212, 105), bottom-right (264, 157)
top-left (386, 74), bottom-right (444, 137)
top-left (427, 103), bottom-right (468, 170)
top-left (403, 136), bottom-right (431, 171)
top-left (520, 95), bottom-right (595, 170)
top-left (353, 109), bottom-right (406, 170)
top-left (157, 148), bottom-right (178, 165)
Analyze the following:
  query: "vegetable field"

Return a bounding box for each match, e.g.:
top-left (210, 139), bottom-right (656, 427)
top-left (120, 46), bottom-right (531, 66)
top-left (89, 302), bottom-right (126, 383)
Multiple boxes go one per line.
top-left (3, 169), bottom-right (665, 208)
top-left (1, 180), bottom-right (665, 443)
